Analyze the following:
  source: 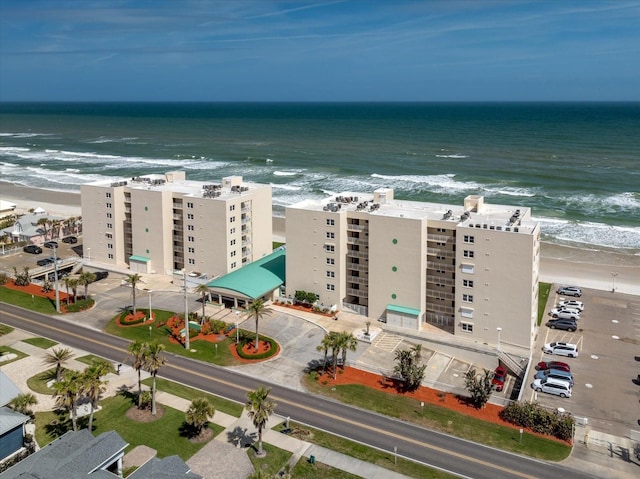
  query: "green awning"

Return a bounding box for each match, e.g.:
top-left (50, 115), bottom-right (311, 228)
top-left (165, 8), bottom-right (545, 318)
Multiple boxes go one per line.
top-left (129, 255), bottom-right (150, 263)
top-left (386, 304), bottom-right (421, 316)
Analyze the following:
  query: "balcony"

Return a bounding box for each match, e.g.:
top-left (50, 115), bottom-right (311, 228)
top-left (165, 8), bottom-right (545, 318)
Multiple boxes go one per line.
top-left (241, 215), bottom-right (251, 224)
top-left (427, 233), bottom-right (453, 243)
top-left (347, 236), bottom-right (368, 246)
top-left (346, 275), bottom-right (368, 285)
top-left (425, 303), bottom-right (454, 315)
top-left (173, 213), bottom-right (183, 220)
top-left (426, 247), bottom-right (456, 258)
top-left (347, 262), bottom-right (368, 272)
top-left (172, 202), bottom-right (183, 209)
top-left (346, 249), bottom-right (368, 259)
top-left (347, 287), bottom-right (368, 297)
top-left (426, 290), bottom-right (455, 301)
top-left (426, 275), bottom-right (455, 286)
top-left (427, 262), bottom-right (455, 273)
top-left (347, 223), bottom-right (367, 231)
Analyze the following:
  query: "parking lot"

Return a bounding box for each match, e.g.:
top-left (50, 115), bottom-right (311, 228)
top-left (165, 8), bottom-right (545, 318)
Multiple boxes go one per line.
top-left (527, 285), bottom-right (640, 437)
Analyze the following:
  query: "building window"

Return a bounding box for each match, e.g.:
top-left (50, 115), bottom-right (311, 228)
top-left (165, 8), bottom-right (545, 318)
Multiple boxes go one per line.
top-left (461, 322), bottom-right (473, 332)
top-left (231, 251), bottom-right (236, 257)
top-left (106, 202), bottom-right (112, 208)
top-left (463, 250), bottom-right (474, 258)
top-left (188, 247), bottom-right (195, 253)
top-left (107, 243), bottom-right (113, 249)
top-left (230, 239), bottom-right (236, 246)
top-left (230, 204), bottom-right (235, 211)
top-left (230, 216), bottom-right (236, 223)
top-left (463, 235), bottom-right (475, 244)
top-left (230, 227), bottom-right (236, 234)
top-left (187, 214), bottom-right (194, 220)
top-left (106, 213), bottom-right (112, 219)
top-left (188, 258), bottom-right (195, 265)
top-left (106, 193), bottom-right (111, 198)
top-left (108, 253), bottom-right (114, 259)
top-left (187, 202), bottom-right (193, 208)
top-left (231, 262), bottom-right (236, 268)
top-left (463, 294), bottom-right (474, 303)
top-left (326, 219), bottom-right (335, 226)
top-left (437, 228), bottom-right (446, 232)
top-left (106, 223), bottom-right (112, 229)
top-left (461, 264), bottom-right (474, 274)
top-left (188, 236), bottom-right (194, 242)
top-left (188, 225), bottom-right (194, 231)
top-left (460, 307), bottom-right (474, 318)
top-left (326, 232), bottom-right (335, 239)
top-left (326, 284), bottom-right (335, 291)
top-left (326, 271), bottom-right (335, 278)
top-left (463, 279), bottom-right (474, 288)
top-left (325, 244), bottom-right (335, 252)
top-left (106, 233), bottom-right (113, 239)
top-left (326, 258), bottom-right (335, 265)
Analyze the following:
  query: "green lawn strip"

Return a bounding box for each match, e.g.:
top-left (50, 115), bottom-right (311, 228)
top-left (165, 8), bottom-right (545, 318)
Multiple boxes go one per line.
top-left (538, 282), bottom-right (552, 325)
top-left (247, 442), bottom-right (292, 477)
top-left (22, 337), bottom-right (58, 349)
top-left (0, 286), bottom-right (59, 314)
top-left (142, 377), bottom-right (243, 417)
top-left (104, 310), bottom-right (246, 367)
top-left (0, 345), bottom-right (28, 365)
top-left (76, 354), bottom-right (109, 367)
top-left (26, 368), bottom-right (58, 394)
top-left (291, 459), bottom-right (362, 479)
top-left (35, 395), bottom-right (223, 461)
top-left (0, 323), bottom-right (15, 336)
top-left (304, 380), bottom-right (570, 462)
top-left (275, 421), bottom-right (456, 479)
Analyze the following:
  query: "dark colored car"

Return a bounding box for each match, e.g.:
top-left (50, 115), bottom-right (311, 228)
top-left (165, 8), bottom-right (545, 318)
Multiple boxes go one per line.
top-left (536, 361), bottom-right (571, 373)
top-left (62, 236), bottom-right (78, 244)
top-left (93, 271), bottom-right (109, 281)
top-left (43, 241), bottom-right (58, 249)
top-left (37, 258), bottom-right (54, 266)
top-left (545, 318), bottom-right (577, 332)
top-left (23, 245), bottom-right (43, 254)
top-left (492, 366), bottom-right (507, 392)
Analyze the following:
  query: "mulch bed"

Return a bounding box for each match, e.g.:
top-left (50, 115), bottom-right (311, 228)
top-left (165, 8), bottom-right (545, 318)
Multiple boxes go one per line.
top-left (118, 310), bottom-right (155, 326)
top-left (229, 339), bottom-right (281, 364)
top-left (3, 282), bottom-right (73, 312)
top-left (188, 428), bottom-right (213, 443)
top-left (274, 302), bottom-right (334, 317)
top-left (125, 405), bottom-right (165, 422)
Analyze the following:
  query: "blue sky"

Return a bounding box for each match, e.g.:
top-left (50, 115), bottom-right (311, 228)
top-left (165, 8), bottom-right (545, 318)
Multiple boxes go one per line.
top-left (1, 0), bottom-right (639, 101)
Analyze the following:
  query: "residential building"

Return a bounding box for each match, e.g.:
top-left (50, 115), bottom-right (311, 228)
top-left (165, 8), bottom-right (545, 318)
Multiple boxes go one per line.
top-left (0, 371), bottom-right (30, 463)
top-left (285, 190), bottom-right (540, 352)
top-left (81, 172), bottom-right (272, 278)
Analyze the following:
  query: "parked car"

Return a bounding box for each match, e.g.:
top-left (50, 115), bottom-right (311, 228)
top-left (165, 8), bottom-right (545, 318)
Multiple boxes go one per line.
top-left (543, 341), bottom-right (579, 358)
top-left (43, 241), bottom-right (58, 249)
top-left (537, 360), bottom-right (571, 372)
top-left (557, 286), bottom-right (582, 297)
top-left (93, 271), bottom-right (109, 281)
top-left (492, 366), bottom-right (507, 392)
top-left (47, 257), bottom-right (63, 264)
top-left (23, 245), bottom-right (43, 254)
top-left (535, 368), bottom-right (574, 387)
top-left (549, 309), bottom-right (580, 320)
top-left (546, 318), bottom-right (578, 331)
top-left (531, 377), bottom-right (572, 398)
top-left (62, 236), bottom-right (78, 244)
top-left (557, 299), bottom-right (584, 311)
top-left (37, 258), bottom-right (54, 267)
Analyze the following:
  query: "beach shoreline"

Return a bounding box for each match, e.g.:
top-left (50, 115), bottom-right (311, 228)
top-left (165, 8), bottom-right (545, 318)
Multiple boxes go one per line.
top-left (2, 181), bottom-right (638, 295)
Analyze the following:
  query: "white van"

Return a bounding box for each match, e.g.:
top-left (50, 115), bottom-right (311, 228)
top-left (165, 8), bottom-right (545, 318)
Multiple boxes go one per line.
top-left (531, 377), bottom-right (572, 398)
top-left (549, 308), bottom-right (580, 320)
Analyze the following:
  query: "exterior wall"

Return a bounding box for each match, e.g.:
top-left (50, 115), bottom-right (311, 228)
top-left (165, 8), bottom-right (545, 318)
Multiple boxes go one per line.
top-left (0, 425), bottom-right (24, 460)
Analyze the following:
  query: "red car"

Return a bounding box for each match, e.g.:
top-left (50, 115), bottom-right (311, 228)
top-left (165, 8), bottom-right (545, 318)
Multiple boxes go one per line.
top-left (492, 366), bottom-right (507, 392)
top-left (536, 361), bottom-right (571, 373)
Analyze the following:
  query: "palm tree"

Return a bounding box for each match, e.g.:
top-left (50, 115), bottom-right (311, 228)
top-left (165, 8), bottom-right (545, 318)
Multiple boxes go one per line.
top-left (194, 284), bottom-right (210, 325)
top-left (61, 276), bottom-right (72, 304)
top-left (67, 277), bottom-right (80, 304)
top-left (9, 392), bottom-right (38, 417)
top-left (128, 340), bottom-right (147, 408)
top-left (53, 370), bottom-right (82, 431)
top-left (316, 334), bottom-right (332, 373)
top-left (245, 386), bottom-right (276, 456)
top-left (43, 347), bottom-right (74, 382)
top-left (185, 398), bottom-right (215, 437)
top-left (338, 331), bottom-right (358, 371)
top-left (245, 299), bottom-right (273, 351)
top-left (82, 362), bottom-right (110, 431)
top-left (144, 341), bottom-right (166, 415)
top-left (327, 331), bottom-right (341, 379)
top-left (36, 217), bottom-right (50, 240)
top-left (78, 271), bottom-right (96, 299)
top-left (125, 273), bottom-right (143, 313)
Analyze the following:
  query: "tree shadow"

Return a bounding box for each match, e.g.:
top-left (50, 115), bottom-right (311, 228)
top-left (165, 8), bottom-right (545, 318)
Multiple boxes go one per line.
top-left (225, 425), bottom-right (256, 448)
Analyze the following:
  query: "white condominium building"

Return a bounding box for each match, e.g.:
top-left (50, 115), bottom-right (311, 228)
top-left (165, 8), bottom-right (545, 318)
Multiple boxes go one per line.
top-left (81, 171), bottom-right (272, 278)
top-left (286, 190), bottom-right (540, 351)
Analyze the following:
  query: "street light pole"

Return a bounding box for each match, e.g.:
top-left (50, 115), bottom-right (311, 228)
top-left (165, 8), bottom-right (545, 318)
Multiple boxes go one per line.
top-left (148, 290), bottom-right (153, 322)
top-left (611, 272), bottom-right (618, 293)
top-left (183, 270), bottom-right (190, 350)
top-left (87, 247), bottom-right (91, 262)
top-left (235, 311), bottom-right (240, 343)
top-left (53, 246), bottom-right (60, 313)
top-left (496, 327), bottom-right (502, 352)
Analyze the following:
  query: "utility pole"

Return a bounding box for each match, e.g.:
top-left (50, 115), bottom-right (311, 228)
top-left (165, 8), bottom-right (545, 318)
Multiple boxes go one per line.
top-left (183, 270), bottom-right (189, 350)
top-left (53, 246), bottom-right (60, 313)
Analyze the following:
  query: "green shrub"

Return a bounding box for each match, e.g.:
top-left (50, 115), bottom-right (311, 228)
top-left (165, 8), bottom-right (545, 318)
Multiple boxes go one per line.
top-left (235, 337), bottom-right (278, 360)
top-left (500, 401), bottom-right (574, 441)
top-left (65, 298), bottom-right (95, 313)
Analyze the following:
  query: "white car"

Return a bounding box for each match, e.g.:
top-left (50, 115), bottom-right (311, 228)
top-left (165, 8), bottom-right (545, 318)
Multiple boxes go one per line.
top-left (549, 308), bottom-right (580, 320)
top-left (543, 341), bottom-right (579, 358)
top-left (557, 299), bottom-right (584, 311)
top-left (532, 377), bottom-right (572, 398)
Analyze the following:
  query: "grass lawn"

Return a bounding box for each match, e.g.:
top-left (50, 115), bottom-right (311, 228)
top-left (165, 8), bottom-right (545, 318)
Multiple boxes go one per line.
top-left (0, 286), bottom-right (59, 314)
top-left (34, 394), bottom-right (223, 461)
top-left (142, 377), bottom-right (244, 418)
top-left (26, 368), bottom-right (58, 395)
top-left (0, 323), bottom-right (15, 336)
top-left (104, 309), bottom-right (247, 367)
top-left (247, 442), bottom-right (292, 477)
top-left (291, 459), bottom-right (362, 478)
top-left (0, 345), bottom-right (28, 365)
top-left (22, 337), bottom-right (58, 349)
top-left (303, 380), bottom-right (571, 462)
top-left (76, 354), bottom-right (109, 367)
top-left (275, 422), bottom-right (457, 479)
top-left (538, 282), bottom-right (552, 325)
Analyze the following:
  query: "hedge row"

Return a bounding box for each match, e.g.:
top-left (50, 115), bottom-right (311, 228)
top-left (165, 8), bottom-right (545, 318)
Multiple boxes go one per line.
top-left (235, 337), bottom-right (278, 360)
top-left (500, 401), bottom-right (574, 441)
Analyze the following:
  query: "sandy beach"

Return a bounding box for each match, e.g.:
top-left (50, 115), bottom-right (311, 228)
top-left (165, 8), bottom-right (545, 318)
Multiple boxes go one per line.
top-left (2, 181), bottom-right (638, 295)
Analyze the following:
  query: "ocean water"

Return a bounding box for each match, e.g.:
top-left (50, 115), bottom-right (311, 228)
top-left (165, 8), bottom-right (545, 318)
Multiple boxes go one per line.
top-left (1, 102), bottom-right (639, 252)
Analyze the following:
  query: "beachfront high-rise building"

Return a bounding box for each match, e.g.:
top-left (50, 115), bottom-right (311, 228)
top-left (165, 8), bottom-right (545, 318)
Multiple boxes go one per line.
top-left (285, 190), bottom-right (540, 351)
top-left (81, 172), bottom-right (272, 278)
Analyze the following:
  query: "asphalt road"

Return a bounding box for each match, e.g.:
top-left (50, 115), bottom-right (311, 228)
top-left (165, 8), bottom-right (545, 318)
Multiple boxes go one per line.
top-left (0, 303), bottom-right (597, 479)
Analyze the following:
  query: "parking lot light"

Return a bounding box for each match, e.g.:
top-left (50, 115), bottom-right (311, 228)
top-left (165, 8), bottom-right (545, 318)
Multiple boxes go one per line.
top-left (496, 327), bottom-right (502, 351)
top-left (611, 272), bottom-right (618, 293)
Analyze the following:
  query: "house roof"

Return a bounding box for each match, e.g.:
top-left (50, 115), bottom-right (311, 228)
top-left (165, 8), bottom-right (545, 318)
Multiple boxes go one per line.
top-left (0, 407), bottom-right (30, 435)
top-left (206, 248), bottom-right (285, 300)
top-left (130, 456), bottom-right (202, 479)
top-left (386, 304), bottom-right (421, 316)
top-left (0, 213), bottom-right (64, 239)
top-left (0, 370), bottom-right (22, 407)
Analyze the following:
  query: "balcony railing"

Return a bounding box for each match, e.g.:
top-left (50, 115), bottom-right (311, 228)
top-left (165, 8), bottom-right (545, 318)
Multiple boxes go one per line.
top-left (425, 302), bottom-right (454, 314)
top-left (347, 287), bottom-right (368, 297)
top-left (347, 263), bottom-right (368, 272)
top-left (427, 262), bottom-right (455, 272)
top-left (426, 248), bottom-right (456, 258)
top-left (346, 275), bottom-right (368, 285)
top-left (426, 275), bottom-right (455, 286)
top-left (426, 290), bottom-right (455, 301)
top-left (346, 250), bottom-right (368, 259)
top-left (347, 223), bottom-right (367, 231)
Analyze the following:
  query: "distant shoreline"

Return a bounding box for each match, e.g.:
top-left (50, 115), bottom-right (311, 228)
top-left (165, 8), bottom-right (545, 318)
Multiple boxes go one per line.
top-left (1, 181), bottom-right (638, 294)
